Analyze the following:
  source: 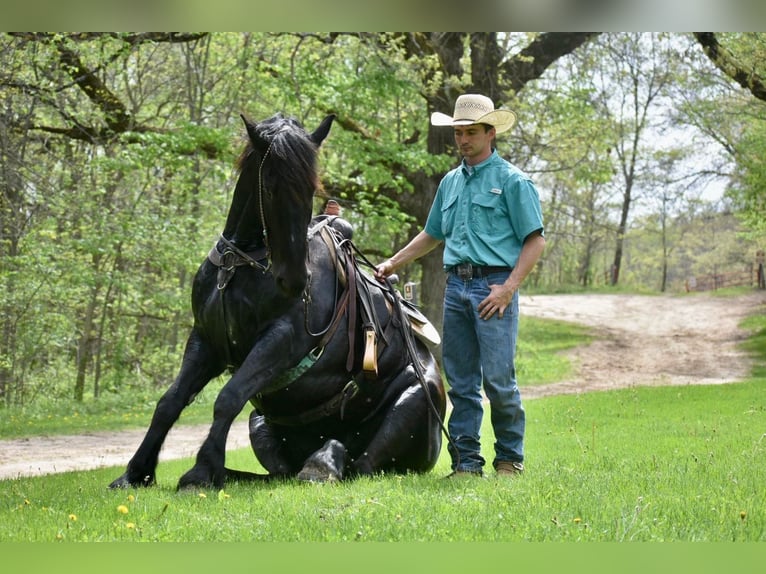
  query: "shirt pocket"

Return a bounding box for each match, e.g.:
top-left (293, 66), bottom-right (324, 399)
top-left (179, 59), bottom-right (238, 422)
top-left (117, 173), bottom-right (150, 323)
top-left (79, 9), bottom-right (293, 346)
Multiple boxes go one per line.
top-left (440, 192), bottom-right (459, 236)
top-left (470, 190), bottom-right (506, 235)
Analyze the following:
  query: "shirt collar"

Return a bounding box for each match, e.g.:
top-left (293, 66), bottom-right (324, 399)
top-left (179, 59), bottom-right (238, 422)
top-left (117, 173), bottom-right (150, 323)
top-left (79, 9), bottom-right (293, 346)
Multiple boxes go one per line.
top-left (461, 149), bottom-right (498, 176)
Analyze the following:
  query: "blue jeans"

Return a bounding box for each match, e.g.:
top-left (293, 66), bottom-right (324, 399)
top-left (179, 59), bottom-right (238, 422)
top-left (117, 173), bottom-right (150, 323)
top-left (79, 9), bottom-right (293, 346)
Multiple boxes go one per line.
top-left (442, 271), bottom-right (525, 472)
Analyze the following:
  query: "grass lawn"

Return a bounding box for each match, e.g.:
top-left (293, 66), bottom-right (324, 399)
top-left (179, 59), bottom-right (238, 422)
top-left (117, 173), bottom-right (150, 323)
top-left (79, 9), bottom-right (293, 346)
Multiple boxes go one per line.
top-left (2, 379), bottom-right (764, 543)
top-left (1, 301), bottom-right (764, 562)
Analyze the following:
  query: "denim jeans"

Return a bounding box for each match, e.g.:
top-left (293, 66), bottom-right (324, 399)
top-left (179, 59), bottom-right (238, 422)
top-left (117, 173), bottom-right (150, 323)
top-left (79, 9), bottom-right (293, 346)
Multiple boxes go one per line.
top-left (442, 271), bottom-right (525, 472)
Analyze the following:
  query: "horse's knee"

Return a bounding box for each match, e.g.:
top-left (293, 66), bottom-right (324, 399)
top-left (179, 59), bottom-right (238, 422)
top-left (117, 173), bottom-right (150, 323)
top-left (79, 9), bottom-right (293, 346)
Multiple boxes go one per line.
top-left (212, 387), bottom-right (240, 420)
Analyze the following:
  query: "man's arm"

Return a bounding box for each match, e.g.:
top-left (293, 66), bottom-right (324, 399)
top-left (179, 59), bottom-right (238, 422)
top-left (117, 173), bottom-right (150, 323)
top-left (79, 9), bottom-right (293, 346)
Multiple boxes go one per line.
top-left (478, 230), bottom-right (545, 320)
top-left (374, 231), bottom-right (442, 280)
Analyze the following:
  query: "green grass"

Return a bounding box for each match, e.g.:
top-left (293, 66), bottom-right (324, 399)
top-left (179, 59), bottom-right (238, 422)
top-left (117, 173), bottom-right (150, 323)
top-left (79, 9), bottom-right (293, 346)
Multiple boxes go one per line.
top-left (2, 294), bottom-right (764, 543)
top-left (0, 377), bottom-right (241, 440)
top-left (2, 379), bottom-right (764, 542)
top-left (740, 310), bottom-right (766, 379)
top-left (517, 316), bottom-right (592, 385)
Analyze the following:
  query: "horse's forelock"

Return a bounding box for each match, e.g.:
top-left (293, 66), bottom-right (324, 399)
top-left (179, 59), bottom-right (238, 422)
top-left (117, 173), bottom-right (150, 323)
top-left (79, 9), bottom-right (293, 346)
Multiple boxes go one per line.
top-left (238, 115), bottom-right (317, 181)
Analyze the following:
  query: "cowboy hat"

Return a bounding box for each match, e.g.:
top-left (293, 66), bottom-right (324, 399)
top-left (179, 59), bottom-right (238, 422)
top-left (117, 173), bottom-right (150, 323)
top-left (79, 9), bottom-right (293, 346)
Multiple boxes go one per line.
top-left (431, 94), bottom-right (516, 134)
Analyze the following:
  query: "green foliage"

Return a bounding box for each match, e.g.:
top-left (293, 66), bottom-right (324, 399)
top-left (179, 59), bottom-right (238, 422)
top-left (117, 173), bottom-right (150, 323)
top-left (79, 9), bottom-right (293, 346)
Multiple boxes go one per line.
top-left (730, 123), bottom-right (766, 237)
top-left (2, 32), bottom-right (765, 410)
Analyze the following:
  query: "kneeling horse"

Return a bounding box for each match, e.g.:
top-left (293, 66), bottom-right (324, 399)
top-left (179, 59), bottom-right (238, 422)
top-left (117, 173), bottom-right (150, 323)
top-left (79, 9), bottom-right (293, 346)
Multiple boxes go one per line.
top-left (109, 112), bottom-right (446, 490)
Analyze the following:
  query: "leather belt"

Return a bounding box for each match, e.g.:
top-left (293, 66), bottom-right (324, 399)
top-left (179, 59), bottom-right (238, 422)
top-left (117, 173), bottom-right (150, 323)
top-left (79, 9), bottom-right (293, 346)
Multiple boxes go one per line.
top-left (448, 263), bottom-right (512, 280)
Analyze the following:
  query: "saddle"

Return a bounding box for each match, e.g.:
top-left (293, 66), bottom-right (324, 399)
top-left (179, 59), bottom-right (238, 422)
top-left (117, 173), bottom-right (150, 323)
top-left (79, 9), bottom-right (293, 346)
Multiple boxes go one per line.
top-left (310, 218), bottom-right (440, 379)
top-left (249, 220), bottom-right (442, 427)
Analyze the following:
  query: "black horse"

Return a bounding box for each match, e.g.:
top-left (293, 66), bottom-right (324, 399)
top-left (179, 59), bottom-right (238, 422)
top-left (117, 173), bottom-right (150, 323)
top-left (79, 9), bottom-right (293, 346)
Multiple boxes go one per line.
top-left (109, 113), bottom-right (446, 490)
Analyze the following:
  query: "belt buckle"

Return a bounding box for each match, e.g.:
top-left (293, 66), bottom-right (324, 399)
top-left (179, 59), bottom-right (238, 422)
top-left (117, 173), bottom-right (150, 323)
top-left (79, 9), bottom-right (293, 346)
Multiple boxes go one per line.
top-left (455, 262), bottom-right (473, 280)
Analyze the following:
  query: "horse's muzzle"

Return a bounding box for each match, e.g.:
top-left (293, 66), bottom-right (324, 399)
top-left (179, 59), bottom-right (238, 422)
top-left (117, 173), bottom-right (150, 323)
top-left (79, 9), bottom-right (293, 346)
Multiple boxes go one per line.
top-left (274, 265), bottom-right (309, 298)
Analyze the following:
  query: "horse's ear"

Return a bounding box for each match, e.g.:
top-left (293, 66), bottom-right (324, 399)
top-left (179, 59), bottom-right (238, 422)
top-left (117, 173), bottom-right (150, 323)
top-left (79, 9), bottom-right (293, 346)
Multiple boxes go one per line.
top-left (241, 114), bottom-right (264, 148)
top-left (310, 114), bottom-right (335, 146)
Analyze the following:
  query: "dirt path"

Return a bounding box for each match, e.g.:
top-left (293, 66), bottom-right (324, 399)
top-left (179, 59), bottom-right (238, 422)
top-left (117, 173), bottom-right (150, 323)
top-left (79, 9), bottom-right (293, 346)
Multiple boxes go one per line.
top-left (1, 291), bottom-right (764, 480)
top-left (520, 291), bottom-right (765, 398)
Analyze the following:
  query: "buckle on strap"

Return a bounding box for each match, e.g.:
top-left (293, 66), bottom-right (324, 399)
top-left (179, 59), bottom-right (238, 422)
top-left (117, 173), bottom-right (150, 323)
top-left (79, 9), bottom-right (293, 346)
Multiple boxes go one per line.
top-left (453, 262), bottom-right (474, 280)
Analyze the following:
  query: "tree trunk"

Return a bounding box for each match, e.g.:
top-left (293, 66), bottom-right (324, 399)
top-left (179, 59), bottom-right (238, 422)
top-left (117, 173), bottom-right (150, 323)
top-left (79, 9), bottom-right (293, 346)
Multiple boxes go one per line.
top-left (74, 257), bottom-right (102, 402)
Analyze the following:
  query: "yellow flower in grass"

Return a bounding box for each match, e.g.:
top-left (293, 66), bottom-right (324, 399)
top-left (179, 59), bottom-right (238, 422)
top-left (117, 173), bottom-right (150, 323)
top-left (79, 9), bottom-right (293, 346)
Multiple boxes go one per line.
top-left (198, 492), bottom-right (207, 499)
top-left (127, 494), bottom-right (135, 503)
top-left (68, 514), bottom-right (77, 522)
top-left (117, 505), bottom-right (129, 515)
top-left (126, 522), bottom-right (136, 529)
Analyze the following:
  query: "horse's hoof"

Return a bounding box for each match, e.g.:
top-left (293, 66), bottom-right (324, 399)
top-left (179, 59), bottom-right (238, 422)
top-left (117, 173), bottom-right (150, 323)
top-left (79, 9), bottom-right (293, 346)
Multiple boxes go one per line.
top-left (177, 467), bottom-right (221, 491)
top-left (108, 475), bottom-right (131, 489)
top-left (297, 462), bottom-right (341, 483)
top-left (296, 439), bottom-right (347, 482)
top-left (108, 472), bottom-right (154, 489)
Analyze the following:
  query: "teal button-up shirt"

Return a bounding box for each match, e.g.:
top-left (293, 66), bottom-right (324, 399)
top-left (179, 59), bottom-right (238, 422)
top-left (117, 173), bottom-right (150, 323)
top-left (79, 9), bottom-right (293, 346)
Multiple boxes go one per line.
top-left (424, 150), bottom-right (544, 270)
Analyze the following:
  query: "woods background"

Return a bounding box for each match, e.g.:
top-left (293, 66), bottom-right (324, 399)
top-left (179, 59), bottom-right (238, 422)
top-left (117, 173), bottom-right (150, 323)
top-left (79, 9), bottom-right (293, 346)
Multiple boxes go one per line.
top-left (1, 32), bottom-right (765, 407)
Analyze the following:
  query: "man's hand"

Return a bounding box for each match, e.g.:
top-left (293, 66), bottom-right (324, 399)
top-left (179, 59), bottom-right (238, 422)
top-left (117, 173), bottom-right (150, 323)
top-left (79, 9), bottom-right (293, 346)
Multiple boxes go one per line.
top-left (374, 259), bottom-right (395, 282)
top-left (477, 283), bottom-right (516, 320)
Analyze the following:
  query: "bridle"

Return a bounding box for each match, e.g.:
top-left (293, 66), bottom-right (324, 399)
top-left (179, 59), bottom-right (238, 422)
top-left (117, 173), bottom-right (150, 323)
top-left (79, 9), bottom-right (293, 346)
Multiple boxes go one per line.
top-left (256, 139), bottom-right (275, 255)
top-left (208, 139), bottom-right (275, 291)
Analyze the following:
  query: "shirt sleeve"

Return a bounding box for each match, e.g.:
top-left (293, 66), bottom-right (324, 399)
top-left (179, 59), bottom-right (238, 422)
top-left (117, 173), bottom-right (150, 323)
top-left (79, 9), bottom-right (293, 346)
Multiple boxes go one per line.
top-left (424, 181), bottom-right (446, 240)
top-left (507, 176), bottom-right (544, 241)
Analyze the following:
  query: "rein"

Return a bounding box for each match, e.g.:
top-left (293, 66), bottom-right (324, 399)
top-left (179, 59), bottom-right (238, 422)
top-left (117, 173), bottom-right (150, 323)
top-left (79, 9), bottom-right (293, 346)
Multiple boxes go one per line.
top-left (208, 136), bottom-right (276, 291)
top-left (341, 240), bottom-right (456, 462)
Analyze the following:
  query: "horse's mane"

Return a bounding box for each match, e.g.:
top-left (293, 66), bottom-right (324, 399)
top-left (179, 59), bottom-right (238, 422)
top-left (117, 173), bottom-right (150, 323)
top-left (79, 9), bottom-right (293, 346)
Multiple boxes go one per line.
top-left (235, 114), bottom-right (318, 188)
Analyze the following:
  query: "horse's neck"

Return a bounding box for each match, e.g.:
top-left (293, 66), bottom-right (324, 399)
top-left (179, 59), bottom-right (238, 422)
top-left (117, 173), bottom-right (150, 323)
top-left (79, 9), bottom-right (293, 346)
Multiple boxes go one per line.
top-left (222, 167), bottom-right (266, 249)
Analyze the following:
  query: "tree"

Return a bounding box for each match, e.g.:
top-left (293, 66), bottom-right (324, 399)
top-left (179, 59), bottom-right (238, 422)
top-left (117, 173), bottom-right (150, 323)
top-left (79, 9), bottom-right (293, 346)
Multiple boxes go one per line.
top-left (22, 32), bottom-right (748, 406)
top-left (692, 33), bottom-right (766, 237)
top-left (585, 34), bottom-right (682, 285)
top-left (0, 33), bottom-right (232, 403)
top-left (694, 33), bottom-right (766, 103)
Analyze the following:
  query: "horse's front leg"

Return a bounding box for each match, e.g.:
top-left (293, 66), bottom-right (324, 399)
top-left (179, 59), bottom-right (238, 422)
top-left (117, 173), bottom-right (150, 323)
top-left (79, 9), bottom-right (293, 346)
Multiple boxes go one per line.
top-left (109, 328), bottom-right (225, 488)
top-left (177, 322), bottom-right (299, 490)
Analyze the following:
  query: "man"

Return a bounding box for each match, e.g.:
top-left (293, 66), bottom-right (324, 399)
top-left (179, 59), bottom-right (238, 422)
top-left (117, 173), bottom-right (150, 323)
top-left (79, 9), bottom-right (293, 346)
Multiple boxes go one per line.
top-left (315, 198), bottom-right (353, 240)
top-left (323, 198), bottom-right (342, 216)
top-left (375, 94), bottom-right (545, 478)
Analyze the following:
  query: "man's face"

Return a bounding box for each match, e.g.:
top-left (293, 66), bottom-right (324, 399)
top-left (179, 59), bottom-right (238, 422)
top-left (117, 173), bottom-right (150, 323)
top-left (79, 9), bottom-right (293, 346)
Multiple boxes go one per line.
top-left (453, 124), bottom-right (495, 164)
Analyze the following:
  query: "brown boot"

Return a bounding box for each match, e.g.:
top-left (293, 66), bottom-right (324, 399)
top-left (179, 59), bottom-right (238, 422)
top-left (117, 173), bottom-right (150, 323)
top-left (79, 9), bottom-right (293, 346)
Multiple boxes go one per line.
top-left (495, 461), bottom-right (524, 476)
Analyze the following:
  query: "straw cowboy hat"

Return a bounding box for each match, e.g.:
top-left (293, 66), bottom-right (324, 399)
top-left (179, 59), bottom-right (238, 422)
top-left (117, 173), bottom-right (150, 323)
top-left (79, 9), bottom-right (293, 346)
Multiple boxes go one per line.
top-left (431, 94), bottom-right (516, 134)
